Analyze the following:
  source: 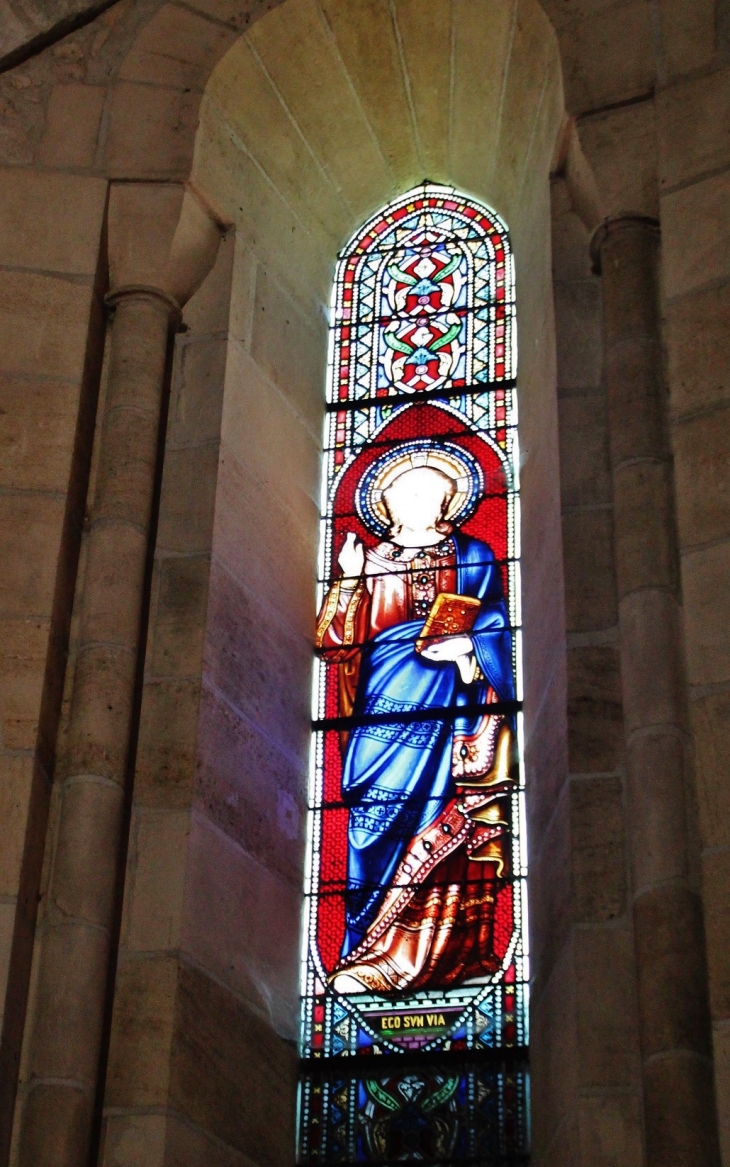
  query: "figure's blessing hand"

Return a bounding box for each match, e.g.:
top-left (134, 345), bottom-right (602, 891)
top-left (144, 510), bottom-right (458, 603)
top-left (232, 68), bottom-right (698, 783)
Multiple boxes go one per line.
top-left (338, 532), bottom-right (365, 584)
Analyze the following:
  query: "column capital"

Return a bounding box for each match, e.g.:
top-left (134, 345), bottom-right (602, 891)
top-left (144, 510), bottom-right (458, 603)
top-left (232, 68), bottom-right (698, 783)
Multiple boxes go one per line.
top-left (104, 284), bottom-right (182, 329)
top-left (589, 214), bottom-right (660, 275)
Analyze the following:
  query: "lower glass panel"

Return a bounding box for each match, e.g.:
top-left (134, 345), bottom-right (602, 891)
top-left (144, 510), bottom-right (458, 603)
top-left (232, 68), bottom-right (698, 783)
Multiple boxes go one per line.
top-left (298, 1053), bottom-right (529, 1165)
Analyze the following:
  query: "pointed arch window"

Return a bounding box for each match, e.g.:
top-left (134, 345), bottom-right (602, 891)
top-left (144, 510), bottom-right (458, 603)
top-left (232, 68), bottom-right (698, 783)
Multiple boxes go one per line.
top-left (300, 184), bottom-right (528, 1165)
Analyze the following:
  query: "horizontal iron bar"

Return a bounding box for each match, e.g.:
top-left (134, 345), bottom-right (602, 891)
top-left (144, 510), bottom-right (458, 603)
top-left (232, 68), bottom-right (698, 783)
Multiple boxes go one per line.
top-left (312, 700), bottom-right (522, 733)
top-left (300, 1044), bottom-right (529, 1075)
top-left (331, 301), bottom-right (517, 329)
top-left (297, 1155), bottom-right (529, 1167)
top-left (322, 423), bottom-right (516, 457)
top-left (297, 1152), bottom-right (529, 1162)
top-left (325, 379), bottom-right (517, 413)
top-left (317, 635), bottom-right (521, 657)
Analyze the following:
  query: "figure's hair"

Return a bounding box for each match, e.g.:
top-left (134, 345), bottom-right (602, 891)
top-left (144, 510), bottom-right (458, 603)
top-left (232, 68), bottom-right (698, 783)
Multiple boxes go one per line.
top-left (382, 466), bottom-right (456, 537)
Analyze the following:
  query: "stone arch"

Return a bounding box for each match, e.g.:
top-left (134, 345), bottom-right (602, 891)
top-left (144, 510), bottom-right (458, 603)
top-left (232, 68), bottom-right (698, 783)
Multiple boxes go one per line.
top-left (86, 0), bottom-right (566, 189)
top-left (189, 0), bottom-right (564, 976)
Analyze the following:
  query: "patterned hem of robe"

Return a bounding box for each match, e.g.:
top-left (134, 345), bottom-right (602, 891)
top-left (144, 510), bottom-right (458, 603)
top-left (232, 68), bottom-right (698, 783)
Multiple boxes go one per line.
top-left (331, 787), bottom-right (512, 994)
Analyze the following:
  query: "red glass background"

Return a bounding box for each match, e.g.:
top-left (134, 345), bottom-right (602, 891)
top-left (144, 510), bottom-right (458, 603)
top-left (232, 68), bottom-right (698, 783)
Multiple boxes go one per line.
top-left (316, 400), bottom-right (514, 975)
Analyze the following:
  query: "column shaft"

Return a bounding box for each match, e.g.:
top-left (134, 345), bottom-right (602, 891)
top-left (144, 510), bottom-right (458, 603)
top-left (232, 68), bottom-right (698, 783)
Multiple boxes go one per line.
top-left (593, 217), bottom-right (720, 1167)
top-left (16, 288), bottom-right (179, 1167)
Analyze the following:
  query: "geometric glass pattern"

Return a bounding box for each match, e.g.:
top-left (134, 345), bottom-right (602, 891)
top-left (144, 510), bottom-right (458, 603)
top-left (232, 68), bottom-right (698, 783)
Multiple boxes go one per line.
top-left (299, 185), bottom-right (528, 1165)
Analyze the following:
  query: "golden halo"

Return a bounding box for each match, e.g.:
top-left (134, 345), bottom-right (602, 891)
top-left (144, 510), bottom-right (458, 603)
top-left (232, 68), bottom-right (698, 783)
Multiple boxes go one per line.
top-left (355, 439), bottom-right (484, 536)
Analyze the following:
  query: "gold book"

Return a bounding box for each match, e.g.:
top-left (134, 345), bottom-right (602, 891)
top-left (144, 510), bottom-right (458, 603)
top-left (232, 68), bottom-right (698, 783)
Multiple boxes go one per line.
top-left (415, 592), bottom-right (481, 652)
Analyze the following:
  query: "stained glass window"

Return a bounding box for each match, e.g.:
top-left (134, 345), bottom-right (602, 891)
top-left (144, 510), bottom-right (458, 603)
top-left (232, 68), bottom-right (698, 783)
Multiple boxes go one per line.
top-left (299, 184), bottom-right (528, 1166)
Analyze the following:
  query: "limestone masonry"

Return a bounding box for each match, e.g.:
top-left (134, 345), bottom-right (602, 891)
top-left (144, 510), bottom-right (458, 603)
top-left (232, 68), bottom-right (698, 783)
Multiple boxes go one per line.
top-left (0, 1), bottom-right (728, 1165)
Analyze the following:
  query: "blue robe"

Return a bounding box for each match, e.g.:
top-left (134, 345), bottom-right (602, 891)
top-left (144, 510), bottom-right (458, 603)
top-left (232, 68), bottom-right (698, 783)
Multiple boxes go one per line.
top-left (340, 534), bottom-right (514, 957)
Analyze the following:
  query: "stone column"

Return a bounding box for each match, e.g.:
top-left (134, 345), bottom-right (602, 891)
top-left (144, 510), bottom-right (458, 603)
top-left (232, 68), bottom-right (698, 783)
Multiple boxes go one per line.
top-left (591, 215), bottom-right (720, 1167)
top-left (9, 182), bottom-right (223, 1167)
top-left (15, 285), bottom-right (180, 1167)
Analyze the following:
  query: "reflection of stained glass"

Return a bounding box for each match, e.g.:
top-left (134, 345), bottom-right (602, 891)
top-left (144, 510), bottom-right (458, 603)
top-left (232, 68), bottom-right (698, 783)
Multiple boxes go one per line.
top-left (300, 185), bottom-right (527, 1164)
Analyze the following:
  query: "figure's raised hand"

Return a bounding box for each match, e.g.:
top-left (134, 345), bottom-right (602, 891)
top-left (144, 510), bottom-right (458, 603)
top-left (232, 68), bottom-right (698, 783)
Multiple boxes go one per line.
top-left (338, 532), bottom-right (365, 583)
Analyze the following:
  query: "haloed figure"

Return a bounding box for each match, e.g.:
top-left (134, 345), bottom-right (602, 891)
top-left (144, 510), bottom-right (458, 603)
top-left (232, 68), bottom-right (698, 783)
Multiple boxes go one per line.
top-left (316, 443), bottom-right (515, 995)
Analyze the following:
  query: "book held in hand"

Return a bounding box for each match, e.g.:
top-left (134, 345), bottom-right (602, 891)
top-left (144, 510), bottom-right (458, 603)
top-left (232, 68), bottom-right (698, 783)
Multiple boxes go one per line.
top-left (415, 592), bottom-right (482, 653)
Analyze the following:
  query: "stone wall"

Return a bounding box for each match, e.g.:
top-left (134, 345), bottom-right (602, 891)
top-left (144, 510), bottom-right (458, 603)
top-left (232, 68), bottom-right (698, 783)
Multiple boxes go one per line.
top-left (0, 0), bottom-right (726, 1165)
top-left (657, 49), bottom-right (730, 1164)
top-left (534, 176), bottom-right (645, 1166)
top-left (0, 166), bottom-right (108, 1160)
